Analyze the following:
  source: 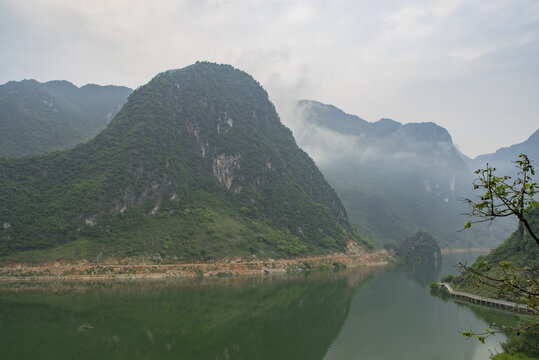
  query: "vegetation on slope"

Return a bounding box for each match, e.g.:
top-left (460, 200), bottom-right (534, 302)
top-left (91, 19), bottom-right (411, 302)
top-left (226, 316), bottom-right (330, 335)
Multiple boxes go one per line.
top-left (396, 230), bottom-right (441, 266)
top-left (0, 62), bottom-right (363, 261)
top-left (444, 208), bottom-right (539, 357)
top-left (448, 208), bottom-right (538, 300)
top-left (0, 80), bottom-right (132, 158)
top-left (294, 99), bottom-right (512, 248)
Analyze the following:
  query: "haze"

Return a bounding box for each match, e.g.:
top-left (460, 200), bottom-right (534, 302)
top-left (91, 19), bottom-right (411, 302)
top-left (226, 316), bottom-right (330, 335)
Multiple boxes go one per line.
top-left (1, 0), bottom-right (538, 157)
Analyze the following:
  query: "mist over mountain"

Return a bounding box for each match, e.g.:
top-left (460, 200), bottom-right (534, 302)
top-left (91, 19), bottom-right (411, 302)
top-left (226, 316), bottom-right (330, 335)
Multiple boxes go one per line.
top-left (0, 79), bottom-right (132, 158)
top-left (0, 63), bottom-right (359, 260)
top-left (293, 100), bottom-right (514, 248)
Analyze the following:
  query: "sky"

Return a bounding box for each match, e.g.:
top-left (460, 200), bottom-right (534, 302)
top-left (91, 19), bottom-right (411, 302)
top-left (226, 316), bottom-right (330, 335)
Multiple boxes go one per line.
top-left (0, 0), bottom-right (538, 158)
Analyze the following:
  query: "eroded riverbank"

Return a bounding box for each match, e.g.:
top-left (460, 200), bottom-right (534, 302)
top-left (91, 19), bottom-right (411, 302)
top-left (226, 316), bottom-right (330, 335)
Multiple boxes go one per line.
top-left (0, 249), bottom-right (391, 281)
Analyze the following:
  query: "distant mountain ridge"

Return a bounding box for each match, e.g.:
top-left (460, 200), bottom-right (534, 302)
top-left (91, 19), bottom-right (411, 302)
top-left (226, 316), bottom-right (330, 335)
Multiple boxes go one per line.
top-left (0, 63), bottom-right (359, 260)
top-left (293, 99), bottom-right (512, 248)
top-left (298, 100), bottom-right (454, 143)
top-left (0, 79), bottom-right (132, 158)
top-left (470, 129), bottom-right (539, 180)
top-left (297, 100), bottom-right (467, 170)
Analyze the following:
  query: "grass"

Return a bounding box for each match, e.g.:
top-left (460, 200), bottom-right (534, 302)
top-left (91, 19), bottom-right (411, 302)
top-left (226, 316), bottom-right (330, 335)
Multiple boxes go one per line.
top-left (1, 208), bottom-right (337, 262)
top-left (492, 353), bottom-right (539, 360)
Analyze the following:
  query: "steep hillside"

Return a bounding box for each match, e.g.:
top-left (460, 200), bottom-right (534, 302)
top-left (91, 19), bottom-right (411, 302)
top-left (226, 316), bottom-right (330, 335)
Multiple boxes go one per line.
top-left (293, 100), bottom-right (513, 248)
top-left (476, 208), bottom-right (539, 267)
top-left (0, 79), bottom-right (132, 158)
top-left (0, 62), bottom-right (359, 261)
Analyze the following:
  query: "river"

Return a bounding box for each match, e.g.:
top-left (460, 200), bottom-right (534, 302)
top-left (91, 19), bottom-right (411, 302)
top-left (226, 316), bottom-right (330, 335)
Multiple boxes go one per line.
top-left (0, 252), bottom-right (514, 359)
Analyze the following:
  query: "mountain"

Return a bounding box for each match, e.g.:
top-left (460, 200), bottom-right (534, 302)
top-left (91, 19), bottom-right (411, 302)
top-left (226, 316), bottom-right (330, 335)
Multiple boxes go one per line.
top-left (0, 79), bottom-right (132, 158)
top-left (0, 62), bottom-right (359, 261)
top-left (471, 129), bottom-right (539, 180)
top-left (292, 100), bottom-right (513, 248)
top-left (296, 100), bottom-right (467, 169)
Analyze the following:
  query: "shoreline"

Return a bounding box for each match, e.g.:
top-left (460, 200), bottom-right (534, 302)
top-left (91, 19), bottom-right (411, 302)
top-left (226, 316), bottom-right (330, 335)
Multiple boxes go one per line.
top-left (0, 250), bottom-right (391, 282)
top-left (440, 248), bottom-right (492, 254)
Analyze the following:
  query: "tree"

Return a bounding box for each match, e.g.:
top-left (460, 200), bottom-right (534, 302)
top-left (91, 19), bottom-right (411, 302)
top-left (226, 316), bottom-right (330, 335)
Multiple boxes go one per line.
top-left (461, 153), bottom-right (538, 244)
top-left (456, 153), bottom-right (538, 352)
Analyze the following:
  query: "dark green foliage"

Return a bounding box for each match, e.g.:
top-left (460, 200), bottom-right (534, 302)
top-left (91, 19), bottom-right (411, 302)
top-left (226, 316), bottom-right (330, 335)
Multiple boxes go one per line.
top-left (396, 231), bottom-right (442, 266)
top-left (472, 207), bottom-right (539, 268)
top-left (501, 327), bottom-right (539, 358)
top-left (493, 354), bottom-right (538, 360)
top-left (0, 79), bottom-right (132, 158)
top-left (0, 62), bottom-right (355, 260)
top-left (440, 274), bottom-right (456, 283)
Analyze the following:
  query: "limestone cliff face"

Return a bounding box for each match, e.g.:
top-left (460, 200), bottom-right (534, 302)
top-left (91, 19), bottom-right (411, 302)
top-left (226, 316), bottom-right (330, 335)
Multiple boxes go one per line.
top-left (213, 154), bottom-right (241, 190)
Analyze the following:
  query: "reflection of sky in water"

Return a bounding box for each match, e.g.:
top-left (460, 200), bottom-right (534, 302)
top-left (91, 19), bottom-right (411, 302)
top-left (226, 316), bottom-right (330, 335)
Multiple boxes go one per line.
top-left (324, 252), bottom-right (506, 360)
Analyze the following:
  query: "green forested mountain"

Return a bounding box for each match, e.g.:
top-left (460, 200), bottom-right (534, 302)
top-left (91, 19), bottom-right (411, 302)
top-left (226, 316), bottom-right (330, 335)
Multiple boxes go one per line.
top-left (293, 100), bottom-right (513, 248)
top-left (0, 79), bottom-right (132, 158)
top-left (396, 231), bottom-right (442, 266)
top-left (0, 62), bottom-right (359, 261)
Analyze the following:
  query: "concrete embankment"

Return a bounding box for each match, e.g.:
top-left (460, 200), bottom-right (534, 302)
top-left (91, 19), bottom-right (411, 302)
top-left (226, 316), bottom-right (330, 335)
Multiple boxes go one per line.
top-left (434, 282), bottom-right (535, 314)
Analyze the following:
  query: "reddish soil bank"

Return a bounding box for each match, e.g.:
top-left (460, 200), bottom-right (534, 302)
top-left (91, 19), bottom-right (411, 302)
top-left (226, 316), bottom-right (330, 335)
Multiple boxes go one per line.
top-left (0, 249), bottom-right (391, 282)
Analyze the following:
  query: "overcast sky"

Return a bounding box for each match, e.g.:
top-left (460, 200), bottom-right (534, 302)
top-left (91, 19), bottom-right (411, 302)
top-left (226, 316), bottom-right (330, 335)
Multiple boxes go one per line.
top-left (1, 0), bottom-right (537, 158)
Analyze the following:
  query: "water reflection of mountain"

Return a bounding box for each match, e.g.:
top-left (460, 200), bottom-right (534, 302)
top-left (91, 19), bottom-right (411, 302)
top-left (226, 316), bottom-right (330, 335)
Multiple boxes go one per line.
top-left (401, 261), bottom-right (442, 286)
top-left (0, 270), bottom-right (376, 360)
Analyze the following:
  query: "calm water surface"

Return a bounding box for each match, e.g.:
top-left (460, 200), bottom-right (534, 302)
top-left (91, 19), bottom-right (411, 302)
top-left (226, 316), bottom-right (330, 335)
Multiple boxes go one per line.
top-left (324, 252), bottom-right (507, 360)
top-left (0, 252), bottom-right (513, 359)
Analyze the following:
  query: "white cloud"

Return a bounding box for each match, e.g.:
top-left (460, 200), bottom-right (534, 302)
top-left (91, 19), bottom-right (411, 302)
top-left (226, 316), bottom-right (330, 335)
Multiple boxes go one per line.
top-left (0, 0), bottom-right (538, 157)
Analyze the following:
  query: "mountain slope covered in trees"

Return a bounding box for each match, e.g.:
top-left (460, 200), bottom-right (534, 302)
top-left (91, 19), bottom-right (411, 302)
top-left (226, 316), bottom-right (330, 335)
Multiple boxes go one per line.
top-left (0, 63), bottom-right (361, 261)
top-left (0, 79), bottom-right (132, 158)
top-left (292, 100), bottom-right (513, 248)
top-left (473, 208), bottom-right (539, 267)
